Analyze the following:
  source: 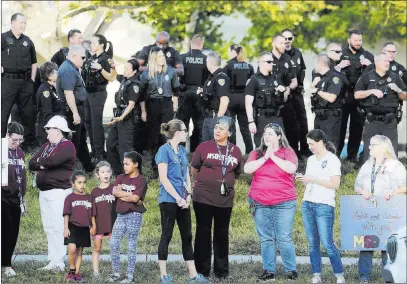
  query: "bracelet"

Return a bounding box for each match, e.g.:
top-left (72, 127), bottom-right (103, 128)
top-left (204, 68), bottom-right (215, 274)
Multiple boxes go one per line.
top-left (248, 121), bottom-right (255, 124)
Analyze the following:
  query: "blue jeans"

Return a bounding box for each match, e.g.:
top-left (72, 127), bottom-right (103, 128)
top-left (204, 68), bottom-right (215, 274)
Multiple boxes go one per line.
top-left (248, 198), bottom-right (297, 273)
top-left (301, 201), bottom-right (344, 275)
top-left (358, 250), bottom-right (387, 281)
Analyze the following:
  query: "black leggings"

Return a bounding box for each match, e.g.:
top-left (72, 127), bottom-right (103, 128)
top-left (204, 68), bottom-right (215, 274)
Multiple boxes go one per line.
top-left (1, 201), bottom-right (21, 266)
top-left (158, 202), bottom-right (194, 261)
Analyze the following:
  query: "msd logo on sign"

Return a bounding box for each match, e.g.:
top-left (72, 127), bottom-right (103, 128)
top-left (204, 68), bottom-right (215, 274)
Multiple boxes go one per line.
top-left (353, 235), bottom-right (380, 248)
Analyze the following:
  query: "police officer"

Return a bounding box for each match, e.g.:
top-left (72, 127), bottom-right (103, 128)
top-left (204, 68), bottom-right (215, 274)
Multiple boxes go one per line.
top-left (141, 47), bottom-right (179, 179)
top-left (36, 61), bottom-right (63, 145)
top-left (310, 54), bottom-right (344, 150)
top-left (281, 28), bottom-right (310, 157)
top-left (1, 13), bottom-right (38, 152)
top-left (336, 30), bottom-right (374, 163)
top-left (245, 52), bottom-right (288, 147)
top-left (106, 59), bottom-right (145, 175)
top-left (223, 44), bottom-right (254, 154)
top-left (179, 34), bottom-right (209, 152)
top-left (270, 34), bottom-right (301, 156)
top-left (57, 45), bottom-right (94, 172)
top-left (137, 31), bottom-right (184, 76)
top-left (82, 34), bottom-right (117, 162)
top-left (355, 52), bottom-right (407, 162)
top-left (199, 51), bottom-right (230, 142)
top-left (50, 29), bottom-right (83, 67)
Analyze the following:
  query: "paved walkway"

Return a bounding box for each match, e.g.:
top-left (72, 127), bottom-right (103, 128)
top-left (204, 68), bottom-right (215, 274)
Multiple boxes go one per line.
top-left (13, 254), bottom-right (381, 265)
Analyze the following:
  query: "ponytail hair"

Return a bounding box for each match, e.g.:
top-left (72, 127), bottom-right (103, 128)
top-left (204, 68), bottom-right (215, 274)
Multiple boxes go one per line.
top-left (230, 44), bottom-right (246, 62)
top-left (160, 119), bottom-right (184, 140)
top-left (307, 129), bottom-right (336, 154)
top-left (94, 34), bottom-right (113, 58)
top-left (127, 58), bottom-right (140, 72)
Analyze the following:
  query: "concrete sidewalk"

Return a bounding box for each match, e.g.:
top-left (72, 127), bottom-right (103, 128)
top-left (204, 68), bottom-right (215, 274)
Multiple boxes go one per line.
top-left (13, 254), bottom-right (381, 265)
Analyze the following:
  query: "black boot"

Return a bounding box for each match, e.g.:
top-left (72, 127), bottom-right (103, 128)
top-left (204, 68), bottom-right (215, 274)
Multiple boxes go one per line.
top-left (257, 270), bottom-right (275, 282)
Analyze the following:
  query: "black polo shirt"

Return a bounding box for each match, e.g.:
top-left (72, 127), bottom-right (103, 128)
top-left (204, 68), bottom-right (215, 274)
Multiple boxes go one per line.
top-left (285, 46), bottom-right (306, 86)
top-left (271, 51), bottom-right (295, 86)
top-left (137, 44), bottom-right (182, 68)
top-left (56, 59), bottom-right (87, 105)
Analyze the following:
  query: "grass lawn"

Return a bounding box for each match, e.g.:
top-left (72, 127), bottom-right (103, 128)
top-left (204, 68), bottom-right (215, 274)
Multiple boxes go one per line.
top-left (1, 261), bottom-right (385, 283)
top-left (15, 154), bottom-right (406, 257)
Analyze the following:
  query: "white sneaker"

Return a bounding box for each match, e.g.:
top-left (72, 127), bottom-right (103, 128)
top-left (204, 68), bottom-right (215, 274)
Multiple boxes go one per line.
top-left (38, 263), bottom-right (65, 271)
top-left (312, 275), bottom-right (322, 283)
top-left (336, 276), bottom-right (346, 283)
top-left (4, 267), bottom-right (16, 277)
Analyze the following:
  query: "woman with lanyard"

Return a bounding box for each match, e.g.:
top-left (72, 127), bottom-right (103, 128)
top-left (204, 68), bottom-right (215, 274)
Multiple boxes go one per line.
top-left (354, 134), bottom-right (406, 283)
top-left (1, 122), bottom-right (27, 277)
top-left (82, 34), bottom-right (117, 163)
top-left (155, 119), bottom-right (209, 283)
top-left (191, 116), bottom-right (243, 279)
top-left (140, 46), bottom-right (180, 179)
top-left (29, 115), bottom-right (77, 271)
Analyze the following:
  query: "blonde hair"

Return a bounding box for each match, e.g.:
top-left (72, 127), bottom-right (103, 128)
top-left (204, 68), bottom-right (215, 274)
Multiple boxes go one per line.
top-left (371, 135), bottom-right (397, 160)
top-left (230, 44), bottom-right (246, 62)
top-left (160, 119), bottom-right (184, 139)
top-left (148, 48), bottom-right (168, 79)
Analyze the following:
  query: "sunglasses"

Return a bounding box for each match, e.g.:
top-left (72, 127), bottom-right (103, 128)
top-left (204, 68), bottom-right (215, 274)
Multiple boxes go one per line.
top-left (329, 50), bottom-right (342, 54)
top-left (260, 60), bottom-right (273, 64)
top-left (11, 138), bottom-right (24, 143)
top-left (151, 46), bottom-right (163, 52)
top-left (285, 37), bottom-right (293, 41)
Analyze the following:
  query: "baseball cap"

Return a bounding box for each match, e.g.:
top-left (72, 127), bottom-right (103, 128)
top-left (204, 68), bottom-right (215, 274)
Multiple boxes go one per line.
top-left (44, 115), bottom-right (72, 132)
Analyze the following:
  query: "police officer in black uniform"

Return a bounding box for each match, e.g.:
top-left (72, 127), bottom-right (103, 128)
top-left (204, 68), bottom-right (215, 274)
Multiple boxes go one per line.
top-left (1, 13), bottom-right (38, 152)
top-left (199, 51), bottom-right (230, 142)
top-left (50, 29), bottom-right (83, 67)
top-left (178, 34), bottom-right (209, 152)
top-left (270, 34), bottom-right (301, 156)
top-left (223, 44), bottom-right (254, 154)
top-left (141, 47), bottom-right (180, 179)
top-left (281, 28), bottom-right (310, 157)
top-left (246, 52), bottom-right (288, 147)
top-left (310, 54), bottom-right (344, 150)
top-left (106, 59), bottom-right (145, 175)
top-left (355, 52), bottom-right (407, 162)
top-left (82, 34), bottom-right (116, 162)
top-left (336, 30), bottom-right (374, 162)
top-left (36, 61), bottom-right (64, 145)
top-left (137, 31), bottom-right (184, 76)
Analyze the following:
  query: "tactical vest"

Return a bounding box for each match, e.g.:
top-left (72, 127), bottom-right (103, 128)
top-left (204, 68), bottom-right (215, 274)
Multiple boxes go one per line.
top-left (230, 61), bottom-right (251, 91)
top-left (181, 51), bottom-right (207, 87)
top-left (82, 53), bottom-right (110, 92)
top-left (343, 53), bottom-right (364, 88)
top-left (253, 75), bottom-right (284, 109)
top-left (312, 73), bottom-right (343, 110)
top-left (115, 78), bottom-right (139, 108)
top-left (360, 71), bottom-right (400, 112)
top-left (61, 47), bottom-right (69, 60)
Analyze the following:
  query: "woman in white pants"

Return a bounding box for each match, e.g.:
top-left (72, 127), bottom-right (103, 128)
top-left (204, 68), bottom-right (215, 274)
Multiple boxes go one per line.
top-left (29, 116), bottom-right (77, 271)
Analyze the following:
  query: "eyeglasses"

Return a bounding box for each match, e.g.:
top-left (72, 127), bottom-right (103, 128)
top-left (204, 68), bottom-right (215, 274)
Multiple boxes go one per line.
top-left (260, 60), bottom-right (273, 64)
top-left (329, 50), bottom-right (342, 54)
top-left (11, 138), bottom-right (24, 143)
top-left (45, 127), bottom-right (58, 131)
top-left (384, 50), bottom-right (397, 54)
top-left (285, 37), bottom-right (293, 41)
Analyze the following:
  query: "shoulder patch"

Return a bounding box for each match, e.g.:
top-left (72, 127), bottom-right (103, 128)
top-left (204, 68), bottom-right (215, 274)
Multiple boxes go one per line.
top-left (284, 62), bottom-right (289, 68)
top-left (246, 79), bottom-right (251, 86)
top-left (43, 91), bottom-right (50, 98)
top-left (399, 70), bottom-right (403, 77)
top-left (218, 79), bottom-right (225, 86)
top-left (332, 77), bottom-right (339, 84)
top-left (133, 85), bottom-right (140, 93)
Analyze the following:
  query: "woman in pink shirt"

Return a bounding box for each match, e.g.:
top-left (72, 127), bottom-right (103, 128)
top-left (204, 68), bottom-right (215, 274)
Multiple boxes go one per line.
top-left (244, 123), bottom-right (298, 282)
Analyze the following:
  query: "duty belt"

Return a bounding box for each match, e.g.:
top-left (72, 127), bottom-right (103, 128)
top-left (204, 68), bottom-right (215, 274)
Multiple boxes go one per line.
top-left (203, 108), bottom-right (216, 118)
top-left (1, 71), bottom-right (31, 80)
top-left (366, 113), bottom-right (396, 124)
top-left (256, 107), bottom-right (282, 117)
top-left (315, 108), bottom-right (342, 120)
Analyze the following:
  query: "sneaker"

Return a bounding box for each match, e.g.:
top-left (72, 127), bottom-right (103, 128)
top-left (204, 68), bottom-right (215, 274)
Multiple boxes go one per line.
top-left (66, 273), bottom-right (75, 282)
top-left (160, 274), bottom-right (174, 283)
top-left (257, 270), bottom-right (276, 282)
top-left (107, 273), bottom-right (122, 282)
top-left (287, 271), bottom-right (298, 281)
top-left (39, 263), bottom-right (65, 271)
top-left (120, 277), bottom-right (133, 283)
top-left (189, 273), bottom-right (210, 283)
top-left (4, 267), bottom-right (16, 277)
top-left (312, 275), bottom-right (322, 283)
top-left (74, 273), bottom-right (84, 282)
top-left (336, 276), bottom-right (346, 283)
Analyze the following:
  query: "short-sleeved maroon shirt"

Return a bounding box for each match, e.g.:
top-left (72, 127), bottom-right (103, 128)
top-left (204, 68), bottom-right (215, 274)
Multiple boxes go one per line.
top-left (91, 185), bottom-right (116, 235)
top-left (63, 192), bottom-right (92, 227)
top-left (115, 174), bottom-right (148, 214)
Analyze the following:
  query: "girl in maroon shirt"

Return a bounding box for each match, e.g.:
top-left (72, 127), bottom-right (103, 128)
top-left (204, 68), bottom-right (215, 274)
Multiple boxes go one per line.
top-left (63, 171), bottom-right (93, 282)
top-left (91, 161), bottom-right (116, 279)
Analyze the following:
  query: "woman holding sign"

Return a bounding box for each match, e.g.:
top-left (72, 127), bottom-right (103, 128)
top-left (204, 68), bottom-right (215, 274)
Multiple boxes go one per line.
top-left (296, 129), bottom-right (345, 284)
top-left (354, 134), bottom-right (406, 283)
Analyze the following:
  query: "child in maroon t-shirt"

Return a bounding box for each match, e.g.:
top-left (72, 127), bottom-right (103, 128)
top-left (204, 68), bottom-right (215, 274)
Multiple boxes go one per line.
top-left (107, 152), bottom-right (148, 283)
top-left (91, 161), bottom-right (116, 278)
top-left (63, 171), bottom-right (93, 282)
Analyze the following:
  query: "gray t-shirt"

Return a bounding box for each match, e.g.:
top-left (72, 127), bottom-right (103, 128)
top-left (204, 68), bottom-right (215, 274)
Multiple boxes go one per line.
top-left (56, 59), bottom-right (86, 104)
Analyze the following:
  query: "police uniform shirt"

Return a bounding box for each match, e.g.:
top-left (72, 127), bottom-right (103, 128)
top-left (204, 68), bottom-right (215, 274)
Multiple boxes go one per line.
top-left (312, 59), bottom-right (349, 95)
top-left (315, 70), bottom-right (343, 106)
top-left (246, 71), bottom-right (282, 95)
top-left (84, 51), bottom-right (111, 88)
top-left (117, 74), bottom-right (144, 106)
top-left (341, 46), bottom-right (374, 89)
top-left (180, 49), bottom-right (209, 87)
top-left (36, 82), bottom-right (62, 121)
top-left (364, 61), bottom-right (407, 86)
top-left (140, 66), bottom-right (180, 99)
top-left (223, 57), bottom-right (254, 91)
top-left (285, 47), bottom-right (306, 86)
top-left (271, 52), bottom-right (295, 86)
top-left (355, 70), bottom-right (407, 114)
top-left (50, 47), bottom-right (69, 67)
top-left (138, 44), bottom-right (182, 68)
top-left (56, 59), bottom-right (86, 104)
top-left (203, 68), bottom-right (230, 100)
top-left (1, 30), bottom-right (37, 73)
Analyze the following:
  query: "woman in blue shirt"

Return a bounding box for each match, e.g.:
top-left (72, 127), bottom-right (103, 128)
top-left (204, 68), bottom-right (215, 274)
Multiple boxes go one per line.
top-left (155, 119), bottom-right (208, 283)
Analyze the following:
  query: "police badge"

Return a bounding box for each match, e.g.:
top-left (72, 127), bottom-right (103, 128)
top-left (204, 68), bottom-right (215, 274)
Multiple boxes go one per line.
top-left (165, 74), bottom-right (170, 81)
top-left (166, 52), bottom-right (171, 58)
top-left (333, 77), bottom-right (339, 84)
top-left (218, 79), bottom-right (225, 86)
top-left (392, 65), bottom-right (397, 71)
top-left (274, 80), bottom-right (278, 86)
top-left (133, 85), bottom-right (139, 93)
top-left (387, 77), bottom-right (392, 83)
top-left (43, 91), bottom-right (50, 98)
top-left (399, 70), bottom-right (403, 77)
top-left (284, 62), bottom-right (289, 68)
top-left (23, 41), bottom-right (28, 47)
